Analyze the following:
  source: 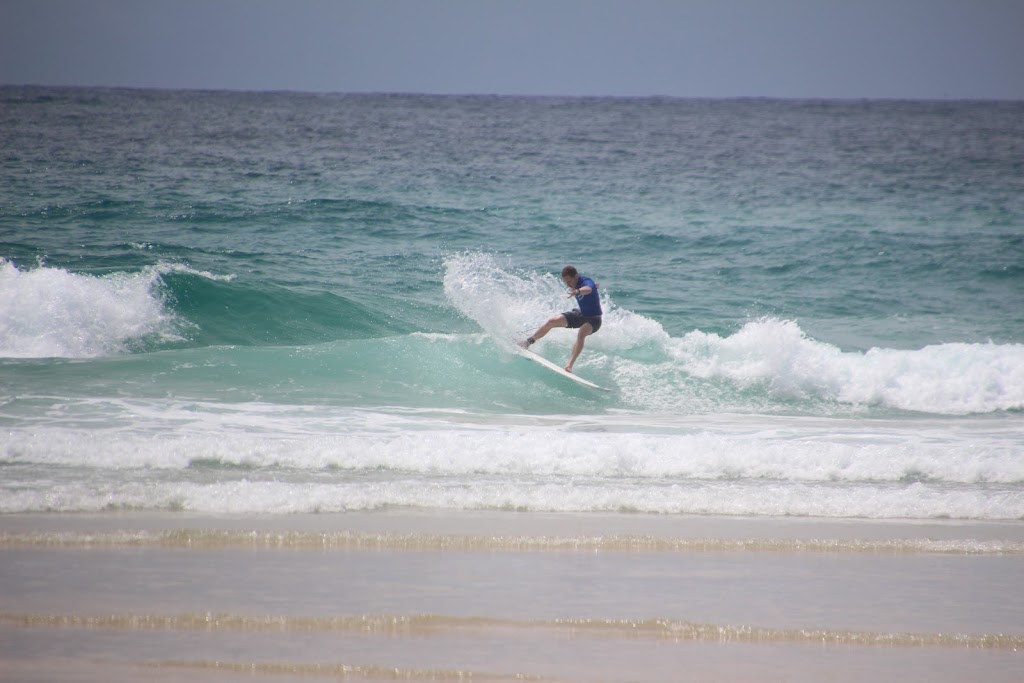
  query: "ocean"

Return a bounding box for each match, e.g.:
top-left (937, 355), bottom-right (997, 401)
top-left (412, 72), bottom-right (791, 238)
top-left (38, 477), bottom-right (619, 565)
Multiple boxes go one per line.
top-left (2, 87), bottom-right (1022, 520)
top-left (3, 86), bottom-right (1024, 682)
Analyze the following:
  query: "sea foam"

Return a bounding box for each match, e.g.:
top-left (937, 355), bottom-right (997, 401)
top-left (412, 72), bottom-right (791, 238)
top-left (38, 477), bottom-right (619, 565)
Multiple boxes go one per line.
top-left (670, 319), bottom-right (1024, 415)
top-left (0, 260), bottom-right (211, 358)
top-left (3, 401), bottom-right (1021, 518)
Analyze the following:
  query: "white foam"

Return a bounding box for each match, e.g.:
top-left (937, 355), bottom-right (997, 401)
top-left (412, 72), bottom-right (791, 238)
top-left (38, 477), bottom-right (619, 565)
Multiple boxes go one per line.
top-left (152, 261), bottom-right (235, 282)
top-left (0, 259), bottom-right (228, 358)
top-left (443, 251), bottom-right (562, 345)
top-left (7, 415), bottom-right (1020, 483)
top-left (3, 403), bottom-right (1022, 518)
top-left (2, 474), bottom-right (1020, 519)
top-left (670, 318), bottom-right (1024, 415)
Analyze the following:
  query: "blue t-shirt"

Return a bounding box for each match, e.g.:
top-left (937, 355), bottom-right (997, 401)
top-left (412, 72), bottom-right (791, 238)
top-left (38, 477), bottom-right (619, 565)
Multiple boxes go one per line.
top-left (574, 276), bottom-right (602, 317)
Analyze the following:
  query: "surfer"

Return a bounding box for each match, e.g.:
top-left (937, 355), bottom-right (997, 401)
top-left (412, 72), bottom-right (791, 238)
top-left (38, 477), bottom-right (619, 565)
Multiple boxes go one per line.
top-left (520, 265), bottom-right (603, 373)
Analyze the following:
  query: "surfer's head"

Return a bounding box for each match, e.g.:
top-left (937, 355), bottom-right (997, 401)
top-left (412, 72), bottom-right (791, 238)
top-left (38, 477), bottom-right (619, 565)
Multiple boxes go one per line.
top-left (561, 265), bottom-right (578, 286)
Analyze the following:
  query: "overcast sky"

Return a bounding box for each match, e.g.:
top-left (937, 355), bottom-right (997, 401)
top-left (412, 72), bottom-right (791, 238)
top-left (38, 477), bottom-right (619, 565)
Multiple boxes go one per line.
top-left (1, 0), bottom-right (1021, 99)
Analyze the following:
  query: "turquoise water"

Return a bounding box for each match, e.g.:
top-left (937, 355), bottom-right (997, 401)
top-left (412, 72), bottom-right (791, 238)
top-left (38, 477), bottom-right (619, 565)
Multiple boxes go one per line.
top-left (2, 87), bottom-right (1022, 517)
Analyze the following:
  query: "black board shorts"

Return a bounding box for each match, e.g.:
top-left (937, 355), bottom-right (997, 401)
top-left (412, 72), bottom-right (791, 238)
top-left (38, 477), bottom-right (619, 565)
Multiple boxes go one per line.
top-left (562, 310), bottom-right (602, 334)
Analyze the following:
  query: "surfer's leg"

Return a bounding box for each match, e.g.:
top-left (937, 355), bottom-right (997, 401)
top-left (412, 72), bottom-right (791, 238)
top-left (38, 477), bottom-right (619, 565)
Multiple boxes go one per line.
top-left (565, 323), bottom-right (593, 373)
top-left (521, 314), bottom-right (567, 347)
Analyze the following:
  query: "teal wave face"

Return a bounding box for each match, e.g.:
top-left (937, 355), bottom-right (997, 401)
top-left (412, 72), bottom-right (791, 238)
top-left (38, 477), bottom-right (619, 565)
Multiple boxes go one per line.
top-left (161, 270), bottom-right (416, 347)
top-left (0, 334), bottom-right (611, 415)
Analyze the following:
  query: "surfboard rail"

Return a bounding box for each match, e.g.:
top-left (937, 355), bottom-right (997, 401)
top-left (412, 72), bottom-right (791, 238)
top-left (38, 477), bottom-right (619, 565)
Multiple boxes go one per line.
top-left (514, 346), bottom-right (611, 392)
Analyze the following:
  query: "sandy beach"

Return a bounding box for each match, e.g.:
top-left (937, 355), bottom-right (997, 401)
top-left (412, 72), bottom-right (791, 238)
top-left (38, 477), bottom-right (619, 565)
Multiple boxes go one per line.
top-left (2, 510), bottom-right (1022, 682)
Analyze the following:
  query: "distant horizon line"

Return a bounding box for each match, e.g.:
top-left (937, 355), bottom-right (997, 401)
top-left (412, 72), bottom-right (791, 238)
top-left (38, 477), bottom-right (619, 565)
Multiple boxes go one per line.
top-left (2, 82), bottom-right (1021, 103)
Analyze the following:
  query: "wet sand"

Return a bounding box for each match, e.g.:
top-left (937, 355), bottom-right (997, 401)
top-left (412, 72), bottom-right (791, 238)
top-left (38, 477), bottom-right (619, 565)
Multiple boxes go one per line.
top-left (2, 511), bottom-right (1022, 682)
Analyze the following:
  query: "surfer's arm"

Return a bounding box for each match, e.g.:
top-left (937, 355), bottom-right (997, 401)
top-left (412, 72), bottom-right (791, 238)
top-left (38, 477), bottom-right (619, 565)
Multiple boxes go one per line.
top-left (567, 285), bottom-right (592, 297)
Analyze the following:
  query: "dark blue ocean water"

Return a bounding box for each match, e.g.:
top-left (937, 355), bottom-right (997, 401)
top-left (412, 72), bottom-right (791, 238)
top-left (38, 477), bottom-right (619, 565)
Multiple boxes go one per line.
top-left (2, 87), bottom-right (1022, 518)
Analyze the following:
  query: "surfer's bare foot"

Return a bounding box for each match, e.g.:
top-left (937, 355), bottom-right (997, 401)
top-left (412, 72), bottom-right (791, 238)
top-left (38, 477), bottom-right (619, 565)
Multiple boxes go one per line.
top-left (518, 337), bottom-right (535, 349)
top-left (564, 365), bottom-right (573, 373)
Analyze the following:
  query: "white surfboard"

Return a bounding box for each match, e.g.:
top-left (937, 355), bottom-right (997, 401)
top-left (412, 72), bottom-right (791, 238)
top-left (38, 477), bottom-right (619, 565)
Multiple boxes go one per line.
top-left (515, 346), bottom-right (611, 392)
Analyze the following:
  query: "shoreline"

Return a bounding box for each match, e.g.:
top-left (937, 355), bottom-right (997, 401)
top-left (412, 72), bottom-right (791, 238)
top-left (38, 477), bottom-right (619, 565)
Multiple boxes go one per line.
top-left (3, 510), bottom-right (1022, 682)
top-left (4, 507), bottom-right (1024, 538)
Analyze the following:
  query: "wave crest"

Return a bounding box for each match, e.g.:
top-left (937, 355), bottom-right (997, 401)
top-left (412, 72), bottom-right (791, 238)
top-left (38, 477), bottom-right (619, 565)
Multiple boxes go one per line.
top-left (672, 318), bottom-right (1024, 414)
top-left (0, 259), bottom-right (184, 358)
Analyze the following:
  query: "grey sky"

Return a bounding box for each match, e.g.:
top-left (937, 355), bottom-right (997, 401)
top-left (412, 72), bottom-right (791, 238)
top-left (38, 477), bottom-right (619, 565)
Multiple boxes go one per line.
top-left (1, 0), bottom-right (1021, 99)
